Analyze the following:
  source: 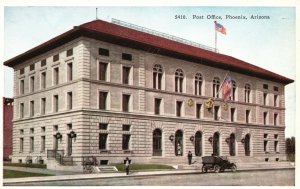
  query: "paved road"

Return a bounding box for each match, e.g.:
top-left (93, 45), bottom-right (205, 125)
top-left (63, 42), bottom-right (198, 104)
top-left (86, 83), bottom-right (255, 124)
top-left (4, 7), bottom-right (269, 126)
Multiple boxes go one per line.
top-left (8, 169), bottom-right (294, 186)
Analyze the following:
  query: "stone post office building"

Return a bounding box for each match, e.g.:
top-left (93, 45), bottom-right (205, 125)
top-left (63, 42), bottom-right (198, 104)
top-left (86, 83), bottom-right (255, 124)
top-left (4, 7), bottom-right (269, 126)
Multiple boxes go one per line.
top-left (4, 19), bottom-right (293, 166)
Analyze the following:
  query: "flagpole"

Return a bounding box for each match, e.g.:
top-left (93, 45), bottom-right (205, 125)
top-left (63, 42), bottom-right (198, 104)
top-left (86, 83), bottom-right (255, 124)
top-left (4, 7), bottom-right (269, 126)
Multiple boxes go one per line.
top-left (215, 25), bottom-right (217, 52)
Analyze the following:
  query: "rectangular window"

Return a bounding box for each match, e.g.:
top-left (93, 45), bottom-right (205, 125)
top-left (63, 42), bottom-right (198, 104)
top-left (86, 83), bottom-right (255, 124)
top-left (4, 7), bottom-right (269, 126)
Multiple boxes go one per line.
top-left (20, 103), bottom-right (24, 118)
top-left (99, 134), bottom-right (108, 150)
top-left (122, 94), bottom-right (130, 112)
top-left (99, 91), bottom-right (108, 110)
top-left (214, 106), bottom-right (220, 121)
top-left (30, 137), bottom-right (34, 153)
top-left (263, 84), bottom-right (268, 89)
top-left (230, 108), bottom-right (235, 122)
top-left (246, 110), bottom-right (250, 123)
top-left (20, 138), bottom-right (24, 152)
top-left (41, 136), bottom-right (45, 152)
top-left (196, 103), bottom-right (202, 119)
top-left (67, 124), bottom-right (72, 130)
top-left (20, 129), bottom-right (24, 135)
top-left (176, 101), bottom-right (182, 117)
top-left (53, 125), bottom-right (58, 131)
top-left (99, 62), bottom-right (108, 81)
top-left (20, 68), bottom-right (25, 75)
top-left (263, 112), bottom-right (268, 125)
top-left (66, 48), bottom-right (73, 57)
top-left (30, 128), bottom-right (34, 134)
top-left (41, 72), bottom-right (46, 89)
top-left (99, 123), bottom-right (108, 130)
top-left (263, 93), bottom-right (267, 106)
top-left (53, 54), bottom-right (59, 62)
top-left (53, 95), bottom-right (58, 112)
top-left (122, 134), bottom-right (131, 150)
top-left (30, 100), bottom-right (34, 117)
top-left (20, 79), bottom-right (24, 95)
top-left (99, 48), bottom-right (109, 56)
top-left (274, 113), bottom-right (278, 126)
top-left (154, 98), bottom-right (161, 115)
top-left (30, 76), bottom-right (35, 92)
top-left (41, 59), bottom-right (47, 67)
top-left (67, 63), bottom-right (73, 81)
top-left (274, 134), bottom-right (278, 139)
top-left (122, 66), bottom-right (130, 84)
top-left (41, 98), bottom-right (46, 115)
top-left (274, 141), bottom-right (278, 152)
top-left (54, 67), bottom-right (59, 85)
top-left (67, 92), bottom-right (73, 110)
top-left (274, 95), bottom-right (278, 107)
top-left (274, 86), bottom-right (279, 91)
top-left (41, 127), bottom-right (45, 132)
top-left (264, 140), bottom-right (268, 152)
top-left (30, 64), bottom-right (35, 71)
top-left (122, 53), bottom-right (132, 61)
top-left (122, 124), bottom-right (131, 131)
top-left (264, 134), bottom-right (268, 139)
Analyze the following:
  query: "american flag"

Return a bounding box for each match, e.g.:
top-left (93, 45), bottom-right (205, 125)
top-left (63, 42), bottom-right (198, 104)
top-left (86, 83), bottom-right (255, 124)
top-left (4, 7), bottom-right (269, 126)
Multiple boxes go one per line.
top-left (214, 21), bottom-right (226, 35)
top-left (223, 76), bottom-right (232, 101)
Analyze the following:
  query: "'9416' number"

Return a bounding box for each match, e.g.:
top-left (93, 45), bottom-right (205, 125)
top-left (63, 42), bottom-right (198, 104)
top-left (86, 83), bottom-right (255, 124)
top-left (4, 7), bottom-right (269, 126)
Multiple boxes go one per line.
top-left (175, 15), bottom-right (186, 19)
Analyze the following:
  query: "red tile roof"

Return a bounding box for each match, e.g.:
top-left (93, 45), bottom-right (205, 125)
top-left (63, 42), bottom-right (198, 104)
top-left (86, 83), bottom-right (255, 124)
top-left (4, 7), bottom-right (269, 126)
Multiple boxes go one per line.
top-left (4, 19), bottom-right (293, 84)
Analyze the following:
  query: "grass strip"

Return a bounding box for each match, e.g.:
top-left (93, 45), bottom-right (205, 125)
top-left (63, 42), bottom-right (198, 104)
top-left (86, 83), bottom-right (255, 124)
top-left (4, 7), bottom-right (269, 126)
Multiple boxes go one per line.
top-left (4, 163), bottom-right (47, 169)
top-left (3, 169), bottom-right (53, 179)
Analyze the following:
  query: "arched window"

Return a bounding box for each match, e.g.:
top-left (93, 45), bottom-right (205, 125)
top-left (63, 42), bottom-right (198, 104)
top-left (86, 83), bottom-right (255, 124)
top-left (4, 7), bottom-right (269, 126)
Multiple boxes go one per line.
top-left (195, 131), bottom-right (202, 156)
top-left (195, 73), bottom-right (203, 95)
top-left (213, 77), bottom-right (220, 98)
top-left (175, 69), bottom-right (184, 93)
top-left (153, 129), bottom-right (162, 156)
top-left (229, 133), bottom-right (236, 156)
top-left (231, 80), bottom-right (236, 101)
top-left (153, 64), bottom-right (163, 90)
top-left (213, 132), bottom-right (220, 156)
top-left (244, 84), bottom-right (251, 103)
top-left (245, 134), bottom-right (251, 156)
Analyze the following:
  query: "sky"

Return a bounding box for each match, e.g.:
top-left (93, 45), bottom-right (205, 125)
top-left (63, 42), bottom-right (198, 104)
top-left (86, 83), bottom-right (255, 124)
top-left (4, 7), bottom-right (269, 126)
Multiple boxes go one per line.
top-left (2, 6), bottom-right (296, 137)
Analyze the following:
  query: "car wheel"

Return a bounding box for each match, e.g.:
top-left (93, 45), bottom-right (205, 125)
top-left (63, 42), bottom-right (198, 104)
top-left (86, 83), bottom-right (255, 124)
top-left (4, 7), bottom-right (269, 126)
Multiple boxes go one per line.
top-left (214, 165), bottom-right (220, 173)
top-left (231, 164), bottom-right (237, 172)
top-left (202, 165), bottom-right (208, 173)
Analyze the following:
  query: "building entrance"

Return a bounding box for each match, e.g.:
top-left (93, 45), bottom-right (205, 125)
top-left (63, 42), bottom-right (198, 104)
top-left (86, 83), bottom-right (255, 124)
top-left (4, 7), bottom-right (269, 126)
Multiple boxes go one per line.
top-left (153, 129), bottom-right (162, 156)
top-left (175, 130), bottom-right (183, 156)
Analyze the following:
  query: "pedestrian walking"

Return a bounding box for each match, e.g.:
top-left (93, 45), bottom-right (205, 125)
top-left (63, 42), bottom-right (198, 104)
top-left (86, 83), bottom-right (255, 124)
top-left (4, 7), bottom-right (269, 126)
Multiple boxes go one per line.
top-left (124, 157), bottom-right (131, 175)
top-left (188, 151), bottom-right (193, 165)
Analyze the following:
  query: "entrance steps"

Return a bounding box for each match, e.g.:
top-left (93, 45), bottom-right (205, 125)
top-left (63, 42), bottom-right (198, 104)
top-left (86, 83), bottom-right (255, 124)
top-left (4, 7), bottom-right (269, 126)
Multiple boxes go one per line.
top-left (97, 166), bottom-right (118, 172)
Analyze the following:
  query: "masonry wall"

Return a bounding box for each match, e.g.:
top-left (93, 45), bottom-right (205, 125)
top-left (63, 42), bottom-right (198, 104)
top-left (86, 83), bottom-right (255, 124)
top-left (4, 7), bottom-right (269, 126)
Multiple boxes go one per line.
top-left (11, 36), bottom-right (288, 164)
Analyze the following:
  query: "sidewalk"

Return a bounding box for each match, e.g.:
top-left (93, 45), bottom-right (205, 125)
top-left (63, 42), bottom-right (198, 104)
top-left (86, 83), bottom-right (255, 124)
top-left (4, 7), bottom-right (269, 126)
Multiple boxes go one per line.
top-left (3, 163), bottom-right (295, 185)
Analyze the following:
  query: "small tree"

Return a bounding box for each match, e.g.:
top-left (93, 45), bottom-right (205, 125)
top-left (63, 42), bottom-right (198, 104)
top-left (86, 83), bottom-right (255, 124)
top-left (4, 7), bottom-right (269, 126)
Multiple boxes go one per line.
top-left (286, 137), bottom-right (295, 162)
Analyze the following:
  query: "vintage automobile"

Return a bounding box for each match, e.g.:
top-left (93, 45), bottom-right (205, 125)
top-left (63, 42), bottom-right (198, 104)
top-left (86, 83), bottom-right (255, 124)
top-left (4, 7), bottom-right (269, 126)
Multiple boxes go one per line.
top-left (201, 156), bottom-right (237, 173)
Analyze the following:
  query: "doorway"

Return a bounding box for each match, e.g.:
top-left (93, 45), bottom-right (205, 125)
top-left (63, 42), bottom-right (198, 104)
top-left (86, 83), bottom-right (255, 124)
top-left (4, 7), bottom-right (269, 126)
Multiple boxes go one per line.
top-left (175, 130), bottom-right (183, 156)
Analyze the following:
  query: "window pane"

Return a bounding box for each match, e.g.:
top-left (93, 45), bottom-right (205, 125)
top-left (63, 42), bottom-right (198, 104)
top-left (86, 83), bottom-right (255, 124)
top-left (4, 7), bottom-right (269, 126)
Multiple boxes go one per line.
top-left (122, 67), bottom-right (130, 84)
top-left (99, 48), bottom-right (109, 56)
top-left (122, 134), bottom-right (131, 150)
top-left (99, 92), bottom-right (107, 110)
top-left (99, 63), bottom-right (107, 81)
top-left (122, 53), bottom-right (132, 61)
top-left (122, 94), bottom-right (130, 112)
